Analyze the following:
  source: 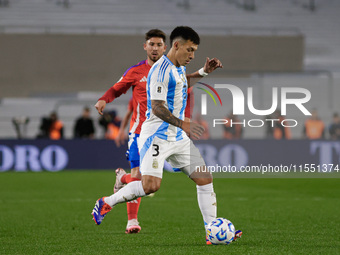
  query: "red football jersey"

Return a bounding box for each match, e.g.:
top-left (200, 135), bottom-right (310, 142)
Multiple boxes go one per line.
top-left (185, 87), bottom-right (194, 119)
top-left (99, 59), bottom-right (194, 135)
top-left (127, 97), bottom-right (133, 112)
top-left (99, 60), bottom-right (150, 134)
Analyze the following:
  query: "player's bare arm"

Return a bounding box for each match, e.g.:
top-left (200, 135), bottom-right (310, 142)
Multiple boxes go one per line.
top-left (187, 57), bottom-right (223, 87)
top-left (152, 100), bottom-right (183, 128)
top-left (151, 100), bottom-right (205, 139)
top-left (95, 72), bottom-right (135, 116)
top-left (115, 109), bottom-right (132, 147)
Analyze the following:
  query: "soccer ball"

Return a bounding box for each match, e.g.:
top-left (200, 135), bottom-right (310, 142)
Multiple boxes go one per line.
top-left (206, 218), bottom-right (235, 245)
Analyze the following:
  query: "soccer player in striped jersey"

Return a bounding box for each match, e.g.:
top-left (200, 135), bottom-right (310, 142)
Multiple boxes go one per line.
top-left (92, 26), bottom-right (242, 244)
top-left (94, 29), bottom-right (223, 235)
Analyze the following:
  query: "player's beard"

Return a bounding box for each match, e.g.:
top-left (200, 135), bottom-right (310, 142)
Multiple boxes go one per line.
top-left (149, 53), bottom-right (161, 62)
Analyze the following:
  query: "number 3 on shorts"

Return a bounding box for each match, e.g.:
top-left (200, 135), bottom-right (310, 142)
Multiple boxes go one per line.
top-left (153, 144), bottom-right (160, 157)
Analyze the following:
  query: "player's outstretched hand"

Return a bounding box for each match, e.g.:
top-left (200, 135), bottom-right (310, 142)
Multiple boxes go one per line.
top-left (182, 121), bottom-right (205, 140)
top-left (204, 57), bottom-right (223, 73)
top-left (95, 100), bottom-right (106, 115)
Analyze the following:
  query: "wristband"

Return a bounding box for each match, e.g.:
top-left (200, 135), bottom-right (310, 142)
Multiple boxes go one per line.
top-left (198, 67), bottom-right (208, 77)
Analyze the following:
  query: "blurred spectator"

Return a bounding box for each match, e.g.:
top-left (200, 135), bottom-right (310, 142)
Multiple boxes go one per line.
top-left (303, 109), bottom-right (325, 139)
top-left (329, 112), bottom-right (340, 140)
top-left (193, 112), bottom-right (210, 140)
top-left (37, 117), bottom-right (50, 139)
top-left (223, 112), bottom-right (243, 139)
top-left (74, 107), bottom-right (95, 139)
top-left (37, 112), bottom-right (64, 140)
top-left (265, 110), bottom-right (291, 140)
top-left (12, 116), bottom-right (29, 139)
top-left (99, 110), bottom-right (121, 140)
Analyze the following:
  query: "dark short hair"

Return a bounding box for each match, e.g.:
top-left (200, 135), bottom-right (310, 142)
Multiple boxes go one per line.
top-left (170, 26), bottom-right (200, 46)
top-left (145, 29), bottom-right (166, 42)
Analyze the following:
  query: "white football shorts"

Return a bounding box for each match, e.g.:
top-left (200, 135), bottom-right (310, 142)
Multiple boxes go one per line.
top-left (138, 135), bottom-right (205, 178)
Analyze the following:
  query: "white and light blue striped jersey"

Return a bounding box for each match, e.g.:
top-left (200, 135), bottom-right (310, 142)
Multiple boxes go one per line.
top-left (140, 55), bottom-right (188, 142)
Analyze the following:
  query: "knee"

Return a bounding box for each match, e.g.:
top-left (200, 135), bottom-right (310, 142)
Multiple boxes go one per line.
top-left (142, 182), bottom-right (160, 194)
top-left (194, 177), bottom-right (213, 186)
top-left (190, 166), bottom-right (213, 185)
top-left (142, 177), bottom-right (161, 194)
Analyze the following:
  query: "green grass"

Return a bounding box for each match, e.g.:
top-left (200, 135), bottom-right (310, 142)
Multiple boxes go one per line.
top-left (0, 171), bottom-right (339, 255)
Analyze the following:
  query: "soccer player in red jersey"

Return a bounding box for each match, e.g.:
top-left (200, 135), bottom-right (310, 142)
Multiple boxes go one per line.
top-left (95, 29), bottom-right (167, 234)
top-left (94, 29), bottom-right (222, 234)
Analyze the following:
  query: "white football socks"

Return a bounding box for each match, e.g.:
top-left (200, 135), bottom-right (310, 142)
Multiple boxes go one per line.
top-left (197, 183), bottom-right (217, 229)
top-left (103, 180), bottom-right (216, 230)
top-left (104, 181), bottom-right (146, 207)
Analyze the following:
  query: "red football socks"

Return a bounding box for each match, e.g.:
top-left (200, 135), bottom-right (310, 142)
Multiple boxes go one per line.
top-left (121, 173), bottom-right (141, 220)
top-left (127, 197), bottom-right (141, 220)
top-left (121, 173), bottom-right (140, 184)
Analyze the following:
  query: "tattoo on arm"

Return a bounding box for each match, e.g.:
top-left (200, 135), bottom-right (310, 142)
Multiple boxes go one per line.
top-left (152, 100), bottom-right (183, 129)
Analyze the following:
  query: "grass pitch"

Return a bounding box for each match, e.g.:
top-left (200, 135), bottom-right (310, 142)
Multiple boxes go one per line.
top-left (0, 171), bottom-right (339, 255)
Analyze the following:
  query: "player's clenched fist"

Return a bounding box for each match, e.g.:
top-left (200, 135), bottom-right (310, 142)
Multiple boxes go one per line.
top-left (95, 100), bottom-right (106, 115)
